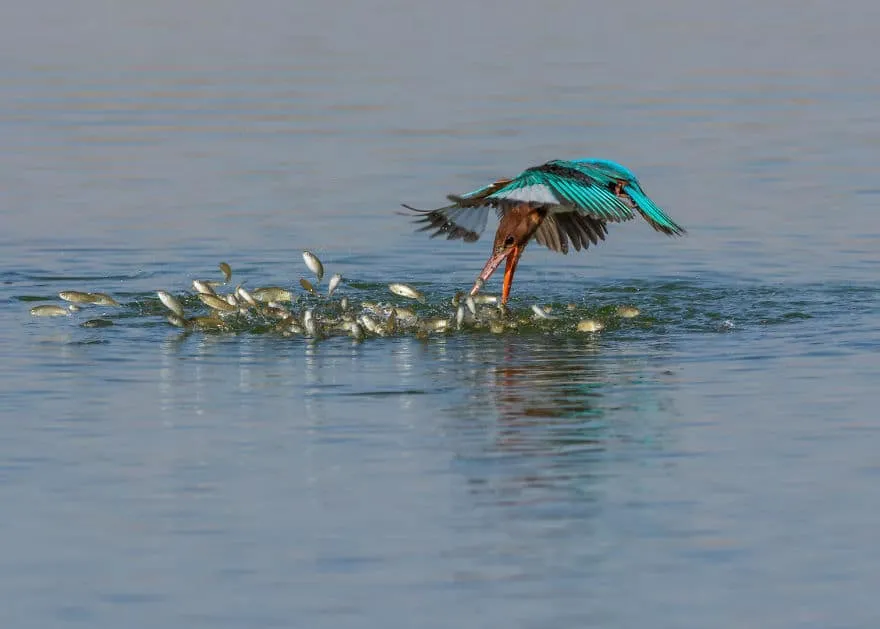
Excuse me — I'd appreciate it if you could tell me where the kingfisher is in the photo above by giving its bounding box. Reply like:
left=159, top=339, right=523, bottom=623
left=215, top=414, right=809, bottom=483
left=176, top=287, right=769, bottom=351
left=404, top=159, right=686, bottom=304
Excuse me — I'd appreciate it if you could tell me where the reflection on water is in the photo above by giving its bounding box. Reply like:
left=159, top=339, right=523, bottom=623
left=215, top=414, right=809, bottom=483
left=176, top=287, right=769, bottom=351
left=420, top=335, right=676, bottom=517
left=3, top=0, right=880, bottom=623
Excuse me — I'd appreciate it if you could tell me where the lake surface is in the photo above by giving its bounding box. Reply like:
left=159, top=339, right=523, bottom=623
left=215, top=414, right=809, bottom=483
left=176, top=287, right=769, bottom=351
left=2, top=1, right=879, bottom=627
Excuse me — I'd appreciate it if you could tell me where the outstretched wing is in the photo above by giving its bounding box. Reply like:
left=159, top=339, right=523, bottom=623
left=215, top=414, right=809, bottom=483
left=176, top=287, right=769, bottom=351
left=568, top=159, right=686, bottom=236
left=482, top=161, right=636, bottom=223
left=403, top=158, right=685, bottom=244
left=402, top=160, right=633, bottom=243
left=402, top=178, right=512, bottom=242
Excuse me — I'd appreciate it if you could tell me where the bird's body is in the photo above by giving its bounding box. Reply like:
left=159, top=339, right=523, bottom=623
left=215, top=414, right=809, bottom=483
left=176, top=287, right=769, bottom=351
left=404, top=158, right=686, bottom=304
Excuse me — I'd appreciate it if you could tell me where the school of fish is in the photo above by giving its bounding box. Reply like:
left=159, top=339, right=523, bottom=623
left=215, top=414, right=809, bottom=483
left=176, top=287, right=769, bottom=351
left=27, top=251, right=641, bottom=339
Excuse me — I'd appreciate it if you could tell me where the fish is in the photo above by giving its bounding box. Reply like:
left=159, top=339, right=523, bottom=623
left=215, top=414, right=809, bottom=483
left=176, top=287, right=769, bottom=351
left=576, top=319, right=604, bottom=332
left=388, top=283, right=426, bottom=303
left=219, top=262, right=232, bottom=283
left=388, top=308, right=401, bottom=334
left=235, top=285, right=257, bottom=307
left=616, top=305, right=640, bottom=318
left=189, top=316, right=229, bottom=331
left=252, top=286, right=293, bottom=303
left=299, top=278, right=318, bottom=295
left=456, top=304, right=466, bottom=328
left=198, top=293, right=238, bottom=312
left=166, top=313, right=189, bottom=328
left=59, top=291, right=96, bottom=304
left=30, top=305, right=69, bottom=317
left=192, top=280, right=216, bottom=296
left=263, top=305, right=291, bottom=319
left=303, top=309, right=318, bottom=337
left=464, top=295, right=477, bottom=316
left=393, top=307, right=418, bottom=326
left=339, top=296, right=349, bottom=311
left=67, top=304, right=81, bottom=312
left=358, top=314, right=384, bottom=336
left=88, top=293, right=120, bottom=307
left=422, top=318, right=449, bottom=333
left=327, top=273, right=343, bottom=297
left=157, top=291, right=185, bottom=318
left=531, top=304, right=555, bottom=320
left=302, top=250, right=324, bottom=282
left=81, top=319, right=113, bottom=328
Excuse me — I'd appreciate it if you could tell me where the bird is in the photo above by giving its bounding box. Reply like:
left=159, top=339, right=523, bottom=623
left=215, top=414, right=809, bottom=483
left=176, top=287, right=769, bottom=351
left=403, top=158, right=686, bottom=304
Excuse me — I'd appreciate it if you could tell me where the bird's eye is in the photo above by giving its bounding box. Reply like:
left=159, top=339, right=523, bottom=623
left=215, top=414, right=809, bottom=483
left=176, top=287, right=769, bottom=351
left=503, top=235, right=515, bottom=247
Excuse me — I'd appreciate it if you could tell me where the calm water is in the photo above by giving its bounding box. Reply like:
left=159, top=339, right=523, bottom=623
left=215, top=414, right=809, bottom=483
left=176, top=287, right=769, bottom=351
left=2, top=1, right=879, bottom=627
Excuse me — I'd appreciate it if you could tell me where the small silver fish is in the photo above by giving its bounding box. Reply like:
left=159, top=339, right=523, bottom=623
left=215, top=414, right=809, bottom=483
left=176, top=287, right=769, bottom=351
left=167, top=313, right=189, bottom=328
left=393, top=307, right=418, bottom=326
left=303, top=309, right=318, bottom=337
left=67, top=304, right=81, bottom=312
left=189, top=316, right=229, bottom=331
left=577, top=319, right=604, bottom=333
left=88, top=292, right=120, bottom=307
left=465, top=295, right=477, bottom=316
left=219, top=262, right=232, bottom=283
left=30, top=304, right=69, bottom=317
left=302, top=250, right=324, bottom=282
left=339, top=296, right=349, bottom=311
left=388, top=283, right=425, bottom=303
left=422, top=317, right=449, bottom=333
left=199, top=293, right=238, bottom=312
left=263, top=305, right=291, bottom=320
left=327, top=273, right=342, bottom=297
left=252, top=286, right=293, bottom=303
left=531, top=304, right=555, bottom=320
left=299, top=278, right=317, bottom=295
left=236, top=285, right=257, bottom=307
left=385, top=308, right=398, bottom=335
left=358, top=314, right=383, bottom=336
left=81, top=318, right=113, bottom=328
left=59, top=291, right=96, bottom=304
left=616, top=305, right=640, bottom=318
left=456, top=304, right=466, bottom=329
left=224, top=293, right=238, bottom=307
left=157, top=291, right=185, bottom=318
left=192, top=280, right=216, bottom=296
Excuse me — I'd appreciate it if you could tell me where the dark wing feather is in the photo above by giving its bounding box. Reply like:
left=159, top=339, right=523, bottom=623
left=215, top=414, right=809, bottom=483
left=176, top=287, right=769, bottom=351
left=532, top=212, right=608, bottom=254
left=402, top=204, right=488, bottom=242
left=402, top=177, right=514, bottom=243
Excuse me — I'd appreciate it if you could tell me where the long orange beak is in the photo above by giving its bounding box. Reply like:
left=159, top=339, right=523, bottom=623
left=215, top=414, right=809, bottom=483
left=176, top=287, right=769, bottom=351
left=469, top=245, right=523, bottom=304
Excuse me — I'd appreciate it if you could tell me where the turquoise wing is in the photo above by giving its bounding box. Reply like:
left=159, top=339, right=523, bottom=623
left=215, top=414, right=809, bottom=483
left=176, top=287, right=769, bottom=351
left=482, top=162, right=636, bottom=222
left=566, top=159, right=686, bottom=236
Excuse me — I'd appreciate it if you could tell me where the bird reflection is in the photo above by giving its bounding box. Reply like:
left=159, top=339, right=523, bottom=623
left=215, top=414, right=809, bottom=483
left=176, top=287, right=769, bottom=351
left=465, top=336, right=608, bottom=453
left=439, top=334, right=671, bottom=512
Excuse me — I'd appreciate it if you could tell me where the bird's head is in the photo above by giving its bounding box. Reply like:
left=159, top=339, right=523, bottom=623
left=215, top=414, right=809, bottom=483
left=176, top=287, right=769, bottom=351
left=470, top=206, right=544, bottom=298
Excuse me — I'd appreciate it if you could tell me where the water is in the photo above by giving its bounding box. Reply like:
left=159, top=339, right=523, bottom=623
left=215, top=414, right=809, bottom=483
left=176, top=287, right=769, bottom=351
left=2, top=1, right=879, bottom=627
